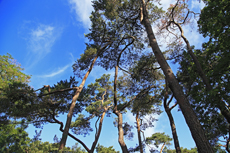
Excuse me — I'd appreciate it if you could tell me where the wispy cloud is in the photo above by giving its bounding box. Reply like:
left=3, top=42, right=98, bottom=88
left=40, top=64, right=70, bottom=78
left=68, top=0, right=93, bottom=29
left=21, top=23, right=62, bottom=68
left=28, top=24, right=60, bottom=54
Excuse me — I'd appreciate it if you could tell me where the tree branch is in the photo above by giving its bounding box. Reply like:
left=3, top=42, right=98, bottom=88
left=118, top=65, right=132, bottom=75
left=38, top=87, right=79, bottom=97
left=119, top=85, right=156, bottom=112
left=114, top=37, right=135, bottom=111
left=51, top=112, right=90, bottom=152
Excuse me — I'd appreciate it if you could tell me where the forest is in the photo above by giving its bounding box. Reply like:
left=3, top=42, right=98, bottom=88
left=0, top=0, right=230, bottom=152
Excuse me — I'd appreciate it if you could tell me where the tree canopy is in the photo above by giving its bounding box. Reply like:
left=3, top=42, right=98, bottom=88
left=1, top=0, right=230, bottom=152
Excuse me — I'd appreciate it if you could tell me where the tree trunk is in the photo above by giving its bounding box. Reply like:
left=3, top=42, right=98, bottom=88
left=160, top=142, right=165, bottom=153
left=136, top=112, right=143, bottom=153
left=114, top=111, right=129, bottom=153
left=164, top=105, right=181, bottom=153
left=90, top=111, right=106, bottom=153
left=59, top=44, right=110, bottom=150
left=140, top=1, right=213, bottom=152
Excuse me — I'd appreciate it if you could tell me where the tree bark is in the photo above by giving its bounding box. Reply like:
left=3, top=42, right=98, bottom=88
left=164, top=104, right=181, bottom=153
left=160, top=142, right=165, bottom=153
left=59, top=44, right=110, bottom=150
left=164, top=81, right=181, bottom=153
left=113, top=64, right=129, bottom=153
left=136, top=112, right=143, bottom=153
left=114, top=111, right=129, bottom=153
left=140, top=0, right=213, bottom=152
left=90, top=111, right=106, bottom=153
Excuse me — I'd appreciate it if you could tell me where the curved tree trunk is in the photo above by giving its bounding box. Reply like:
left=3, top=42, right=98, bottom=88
left=136, top=112, right=143, bottom=153
left=114, top=111, right=129, bottom=153
left=164, top=105, right=181, bottom=153
left=160, top=142, right=166, bottom=153
left=90, top=111, right=106, bottom=153
left=164, top=81, right=181, bottom=153
left=140, top=0, right=213, bottom=152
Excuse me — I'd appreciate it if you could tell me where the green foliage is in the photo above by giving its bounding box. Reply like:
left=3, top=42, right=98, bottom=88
left=70, top=114, right=93, bottom=136
left=0, top=122, right=87, bottom=152
left=96, top=143, right=120, bottom=153
left=27, top=141, right=87, bottom=153
left=0, top=122, right=30, bottom=153
left=0, top=53, right=30, bottom=89
left=177, top=0, right=230, bottom=145
left=71, top=74, right=113, bottom=137
left=198, top=0, right=230, bottom=39
left=176, top=50, right=228, bottom=146
left=0, top=54, right=32, bottom=123
left=146, top=132, right=172, bottom=148
left=73, top=45, right=98, bottom=78
left=163, top=147, right=198, bottom=153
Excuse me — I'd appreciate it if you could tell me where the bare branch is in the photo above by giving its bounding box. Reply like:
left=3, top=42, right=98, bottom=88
left=169, top=102, right=178, bottom=111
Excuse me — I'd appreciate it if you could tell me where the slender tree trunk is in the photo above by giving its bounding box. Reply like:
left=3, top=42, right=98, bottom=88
left=113, top=43, right=129, bottom=153
left=136, top=112, right=143, bottom=153
left=160, top=142, right=166, bottom=153
left=90, top=111, right=106, bottom=153
left=114, top=111, right=129, bottom=153
left=164, top=81, right=181, bottom=153
left=140, top=1, right=213, bottom=152
left=113, top=65, right=129, bottom=153
left=164, top=105, right=181, bottom=153
left=59, top=44, right=110, bottom=150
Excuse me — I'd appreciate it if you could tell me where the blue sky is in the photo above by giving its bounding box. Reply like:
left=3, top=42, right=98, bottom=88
left=0, top=0, right=207, bottom=152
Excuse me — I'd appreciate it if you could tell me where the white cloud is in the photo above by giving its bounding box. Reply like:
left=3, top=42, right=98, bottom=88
left=29, top=24, right=57, bottom=54
left=191, top=0, right=205, bottom=10
left=68, top=0, right=93, bottom=29
left=157, top=0, right=176, bottom=11
left=21, top=23, right=63, bottom=69
left=40, top=65, right=70, bottom=78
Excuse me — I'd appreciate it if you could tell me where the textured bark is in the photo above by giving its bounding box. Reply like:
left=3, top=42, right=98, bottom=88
left=140, top=0, right=213, bottom=152
left=59, top=44, right=110, bottom=150
left=164, top=104, right=181, bottom=153
left=113, top=65, right=129, bottom=153
left=136, top=112, right=143, bottom=153
left=90, top=111, right=106, bottom=153
left=112, top=40, right=134, bottom=153
left=164, top=81, right=181, bottom=153
left=114, top=111, right=129, bottom=153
